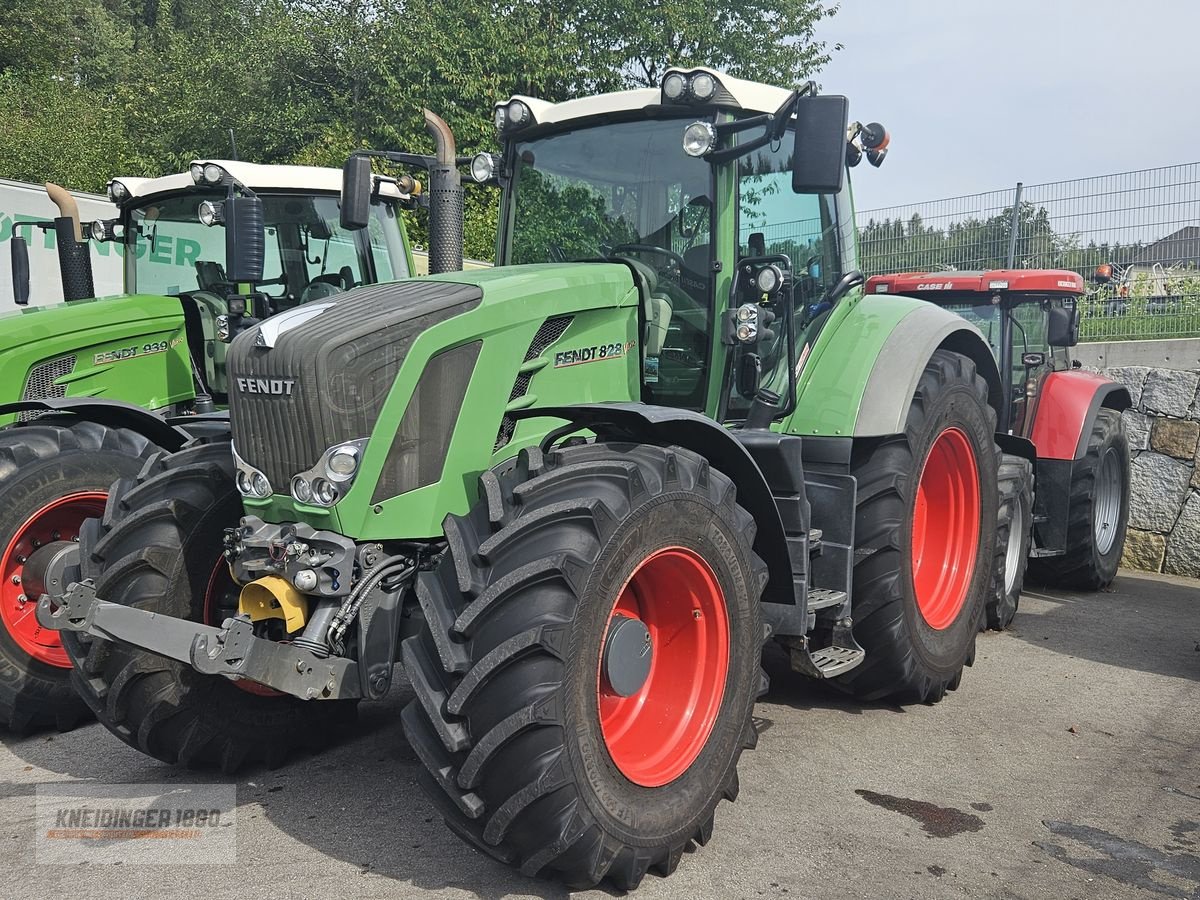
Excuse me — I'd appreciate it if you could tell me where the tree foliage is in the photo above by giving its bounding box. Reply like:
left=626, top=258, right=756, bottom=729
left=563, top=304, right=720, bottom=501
left=0, top=0, right=837, bottom=259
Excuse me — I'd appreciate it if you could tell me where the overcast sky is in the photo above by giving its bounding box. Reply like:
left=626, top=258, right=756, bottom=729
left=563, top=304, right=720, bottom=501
left=816, top=0, right=1197, bottom=213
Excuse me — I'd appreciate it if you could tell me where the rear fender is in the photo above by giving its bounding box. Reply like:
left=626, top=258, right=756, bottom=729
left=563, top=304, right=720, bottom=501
left=852, top=304, right=1004, bottom=437
left=510, top=403, right=794, bottom=604
left=1028, top=371, right=1131, bottom=461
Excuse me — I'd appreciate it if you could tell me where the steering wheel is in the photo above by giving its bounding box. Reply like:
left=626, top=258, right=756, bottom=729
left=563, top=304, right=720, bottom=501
left=609, top=243, right=687, bottom=272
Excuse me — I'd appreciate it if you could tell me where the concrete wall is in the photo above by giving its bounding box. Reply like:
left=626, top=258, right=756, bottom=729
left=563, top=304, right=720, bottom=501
left=1087, top=349, right=1200, bottom=577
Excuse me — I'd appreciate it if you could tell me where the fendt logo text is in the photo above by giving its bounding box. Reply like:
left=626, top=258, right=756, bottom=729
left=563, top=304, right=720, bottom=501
left=236, top=377, right=296, bottom=396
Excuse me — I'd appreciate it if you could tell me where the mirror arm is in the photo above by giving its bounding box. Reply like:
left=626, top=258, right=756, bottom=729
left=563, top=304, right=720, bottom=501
left=708, top=83, right=815, bottom=165
left=349, top=148, right=437, bottom=171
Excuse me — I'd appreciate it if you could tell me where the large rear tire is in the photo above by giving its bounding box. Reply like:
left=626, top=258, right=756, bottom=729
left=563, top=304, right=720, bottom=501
left=0, top=421, right=157, bottom=733
left=834, top=350, right=998, bottom=703
left=986, top=454, right=1032, bottom=630
left=1027, top=409, right=1129, bottom=590
left=64, top=442, right=357, bottom=772
left=402, top=442, right=766, bottom=889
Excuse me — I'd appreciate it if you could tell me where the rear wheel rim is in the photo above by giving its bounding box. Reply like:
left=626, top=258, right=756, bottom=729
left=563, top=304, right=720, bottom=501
left=911, top=428, right=981, bottom=630
left=0, top=492, right=107, bottom=667
left=598, top=546, right=730, bottom=787
left=1093, top=448, right=1122, bottom=556
left=1004, top=495, right=1025, bottom=595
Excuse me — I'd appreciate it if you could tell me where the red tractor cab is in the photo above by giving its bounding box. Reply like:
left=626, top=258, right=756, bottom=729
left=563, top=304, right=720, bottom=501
left=865, top=270, right=1132, bottom=626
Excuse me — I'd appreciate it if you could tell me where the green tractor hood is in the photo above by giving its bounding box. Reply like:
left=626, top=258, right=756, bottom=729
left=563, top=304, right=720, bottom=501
left=0, top=294, right=195, bottom=426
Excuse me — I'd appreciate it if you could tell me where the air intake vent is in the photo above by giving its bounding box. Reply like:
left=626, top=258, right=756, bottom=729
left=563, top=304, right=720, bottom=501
left=494, top=316, right=574, bottom=452
left=18, top=355, right=77, bottom=421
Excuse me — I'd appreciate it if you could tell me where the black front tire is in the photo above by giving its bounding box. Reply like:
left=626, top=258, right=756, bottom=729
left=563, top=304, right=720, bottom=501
left=1027, top=409, right=1129, bottom=590
left=402, top=442, right=766, bottom=889
left=65, top=442, right=357, bottom=772
left=0, top=420, right=157, bottom=733
left=986, top=454, right=1033, bottom=630
left=834, top=350, right=998, bottom=703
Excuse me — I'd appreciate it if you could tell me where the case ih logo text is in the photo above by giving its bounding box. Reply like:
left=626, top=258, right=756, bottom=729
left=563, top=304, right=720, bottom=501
left=236, top=377, right=296, bottom=396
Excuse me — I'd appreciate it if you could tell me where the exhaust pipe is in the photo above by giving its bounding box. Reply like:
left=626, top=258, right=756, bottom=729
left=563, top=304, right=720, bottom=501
left=45, top=182, right=95, bottom=300
left=422, top=109, right=464, bottom=274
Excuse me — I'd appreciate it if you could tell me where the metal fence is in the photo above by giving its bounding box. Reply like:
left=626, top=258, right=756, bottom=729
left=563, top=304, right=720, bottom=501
left=855, top=163, right=1200, bottom=342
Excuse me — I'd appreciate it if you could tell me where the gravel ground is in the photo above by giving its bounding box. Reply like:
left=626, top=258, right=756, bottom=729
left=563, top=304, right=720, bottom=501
left=1, top=568, right=1197, bottom=899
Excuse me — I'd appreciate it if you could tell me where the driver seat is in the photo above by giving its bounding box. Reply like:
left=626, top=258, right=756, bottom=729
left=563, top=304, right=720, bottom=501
left=622, top=257, right=672, bottom=357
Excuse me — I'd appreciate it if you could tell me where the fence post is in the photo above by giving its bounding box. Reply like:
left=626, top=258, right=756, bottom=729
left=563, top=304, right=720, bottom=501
left=1006, top=182, right=1023, bottom=268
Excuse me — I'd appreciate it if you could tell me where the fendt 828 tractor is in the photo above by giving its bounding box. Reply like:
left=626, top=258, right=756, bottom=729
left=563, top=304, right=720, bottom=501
left=866, top=270, right=1132, bottom=627
left=39, top=71, right=1010, bottom=887
left=0, top=163, right=415, bottom=732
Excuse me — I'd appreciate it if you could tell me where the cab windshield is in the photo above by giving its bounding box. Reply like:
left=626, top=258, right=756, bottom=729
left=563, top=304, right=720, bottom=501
left=508, top=118, right=716, bottom=409
left=124, top=193, right=407, bottom=302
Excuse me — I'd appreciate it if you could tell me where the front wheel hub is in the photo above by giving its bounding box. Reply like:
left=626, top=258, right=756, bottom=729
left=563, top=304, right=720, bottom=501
left=602, top=615, right=653, bottom=697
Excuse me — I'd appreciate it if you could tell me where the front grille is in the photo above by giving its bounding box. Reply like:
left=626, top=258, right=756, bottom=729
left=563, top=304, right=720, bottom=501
left=18, top=355, right=77, bottom=421
left=227, top=280, right=482, bottom=488
left=494, top=316, right=574, bottom=451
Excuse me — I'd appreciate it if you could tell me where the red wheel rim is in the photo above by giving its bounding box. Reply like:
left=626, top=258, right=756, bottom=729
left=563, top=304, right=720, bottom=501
left=911, top=427, right=981, bottom=630
left=0, top=492, right=107, bottom=667
left=598, top=547, right=729, bottom=787
left=202, top=557, right=281, bottom=697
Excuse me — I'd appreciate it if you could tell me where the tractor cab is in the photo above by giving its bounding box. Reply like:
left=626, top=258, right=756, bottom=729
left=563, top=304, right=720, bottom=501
left=865, top=269, right=1084, bottom=436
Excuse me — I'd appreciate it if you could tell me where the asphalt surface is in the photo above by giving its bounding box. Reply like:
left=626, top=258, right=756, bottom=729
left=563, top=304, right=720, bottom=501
left=1, top=569, right=1197, bottom=899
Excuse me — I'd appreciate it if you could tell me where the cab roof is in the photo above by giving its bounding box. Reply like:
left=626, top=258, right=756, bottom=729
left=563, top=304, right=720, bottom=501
left=500, top=67, right=797, bottom=130
left=112, top=160, right=409, bottom=202
left=866, top=269, right=1085, bottom=297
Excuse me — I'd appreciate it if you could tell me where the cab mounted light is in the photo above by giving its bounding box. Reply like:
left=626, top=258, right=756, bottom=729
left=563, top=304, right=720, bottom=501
left=191, top=161, right=230, bottom=185
left=198, top=200, right=224, bottom=227
left=682, top=121, right=718, bottom=157
left=106, top=180, right=130, bottom=204
left=469, top=152, right=500, bottom=184
left=754, top=264, right=784, bottom=295
left=847, top=121, right=890, bottom=169
left=88, top=219, right=120, bottom=242
left=660, top=69, right=725, bottom=105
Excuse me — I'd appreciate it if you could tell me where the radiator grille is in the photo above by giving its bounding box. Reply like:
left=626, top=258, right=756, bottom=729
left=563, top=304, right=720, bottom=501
left=18, top=355, right=77, bottom=421
left=494, top=316, right=574, bottom=452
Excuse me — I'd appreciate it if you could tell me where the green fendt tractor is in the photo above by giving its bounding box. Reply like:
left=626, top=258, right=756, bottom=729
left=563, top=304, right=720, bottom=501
left=0, top=163, right=415, bottom=731
left=37, top=72, right=1007, bottom=888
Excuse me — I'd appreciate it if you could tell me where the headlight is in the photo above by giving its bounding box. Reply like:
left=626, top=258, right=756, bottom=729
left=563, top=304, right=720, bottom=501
left=662, top=72, right=687, bottom=100
left=325, top=444, right=360, bottom=481
left=469, top=153, right=498, bottom=184
left=291, top=475, right=313, bottom=503
left=682, top=121, right=717, bottom=158
left=736, top=322, right=757, bottom=342
left=233, top=444, right=273, bottom=499
left=691, top=72, right=717, bottom=101
left=190, top=163, right=204, bottom=183
left=754, top=265, right=783, bottom=295
left=493, top=106, right=507, bottom=131
left=312, top=478, right=338, bottom=507
left=203, top=163, right=225, bottom=184
left=107, top=181, right=129, bottom=203
left=734, top=303, right=759, bottom=343
left=198, top=200, right=224, bottom=227
left=289, top=438, right=368, bottom=506
left=89, top=219, right=117, bottom=242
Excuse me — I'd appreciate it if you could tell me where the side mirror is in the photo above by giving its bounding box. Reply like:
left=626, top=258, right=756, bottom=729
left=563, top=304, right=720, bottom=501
left=792, top=95, right=850, bottom=194
left=11, top=235, right=30, bottom=306
left=225, top=191, right=265, bottom=283
left=1047, top=305, right=1079, bottom=347
left=340, top=156, right=373, bottom=231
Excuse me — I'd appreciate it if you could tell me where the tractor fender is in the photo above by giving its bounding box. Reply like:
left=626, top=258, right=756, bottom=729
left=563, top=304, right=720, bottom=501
left=510, top=403, right=793, bottom=604
left=852, top=303, right=1005, bottom=437
left=0, top=398, right=194, bottom=451
left=1028, top=371, right=1132, bottom=461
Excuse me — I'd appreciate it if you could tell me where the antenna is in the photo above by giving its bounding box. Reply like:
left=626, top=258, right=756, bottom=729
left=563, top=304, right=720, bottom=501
left=228, top=129, right=240, bottom=161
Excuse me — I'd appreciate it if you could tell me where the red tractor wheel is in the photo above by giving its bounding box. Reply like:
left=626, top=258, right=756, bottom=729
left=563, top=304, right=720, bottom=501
left=0, top=421, right=157, bottom=733
left=833, top=350, right=999, bottom=703
left=402, top=442, right=765, bottom=889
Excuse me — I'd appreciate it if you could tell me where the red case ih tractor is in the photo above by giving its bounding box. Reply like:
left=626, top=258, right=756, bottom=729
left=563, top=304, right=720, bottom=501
left=865, top=270, right=1132, bottom=626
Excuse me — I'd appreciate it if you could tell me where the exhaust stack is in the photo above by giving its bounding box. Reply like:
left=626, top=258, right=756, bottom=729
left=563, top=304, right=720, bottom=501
left=45, top=182, right=95, bottom=300
left=422, top=109, right=464, bottom=274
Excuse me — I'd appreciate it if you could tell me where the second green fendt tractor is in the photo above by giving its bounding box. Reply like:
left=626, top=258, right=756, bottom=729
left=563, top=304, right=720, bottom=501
left=39, top=71, right=1008, bottom=887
